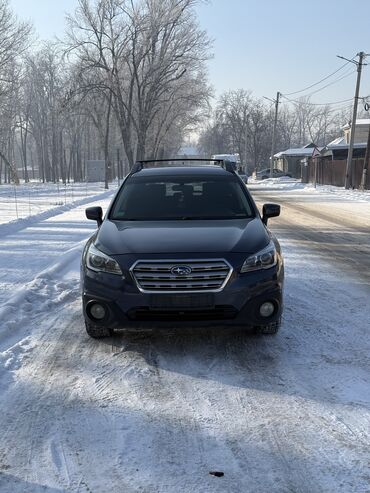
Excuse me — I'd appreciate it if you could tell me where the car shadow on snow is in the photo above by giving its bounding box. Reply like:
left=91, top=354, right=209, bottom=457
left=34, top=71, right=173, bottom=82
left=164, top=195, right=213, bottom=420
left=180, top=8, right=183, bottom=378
left=2, top=376, right=366, bottom=493
left=6, top=309, right=365, bottom=492
left=93, top=293, right=370, bottom=410
left=5, top=320, right=369, bottom=493
left=0, top=472, right=64, bottom=493
left=104, top=326, right=291, bottom=392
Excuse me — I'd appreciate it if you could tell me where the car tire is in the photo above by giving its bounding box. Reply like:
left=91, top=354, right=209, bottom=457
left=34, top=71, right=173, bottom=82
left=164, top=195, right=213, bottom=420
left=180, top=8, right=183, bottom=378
left=85, top=320, right=112, bottom=338
left=257, top=318, right=281, bottom=335
left=261, top=175, right=268, bottom=180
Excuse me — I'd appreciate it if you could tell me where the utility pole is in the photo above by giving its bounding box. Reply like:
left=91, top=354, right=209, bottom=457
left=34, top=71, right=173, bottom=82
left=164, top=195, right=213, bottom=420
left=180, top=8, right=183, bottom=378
left=338, top=52, right=366, bottom=189
left=269, top=92, right=280, bottom=178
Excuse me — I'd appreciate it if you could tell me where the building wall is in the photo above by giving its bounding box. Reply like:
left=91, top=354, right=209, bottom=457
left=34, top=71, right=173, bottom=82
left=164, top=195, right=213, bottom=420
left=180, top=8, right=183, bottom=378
left=287, top=157, right=303, bottom=178
left=344, top=125, right=369, bottom=144
left=86, top=160, right=105, bottom=182
left=276, top=156, right=304, bottom=178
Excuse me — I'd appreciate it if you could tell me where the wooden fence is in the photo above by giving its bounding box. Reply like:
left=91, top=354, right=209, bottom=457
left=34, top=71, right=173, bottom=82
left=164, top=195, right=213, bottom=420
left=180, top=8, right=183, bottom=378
left=302, top=159, right=368, bottom=189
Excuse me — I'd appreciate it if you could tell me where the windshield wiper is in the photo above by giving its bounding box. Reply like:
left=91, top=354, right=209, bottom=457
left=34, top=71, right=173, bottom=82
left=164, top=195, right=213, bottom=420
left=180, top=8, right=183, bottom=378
left=113, top=215, right=250, bottom=221
left=113, top=217, right=140, bottom=221
left=177, top=215, right=250, bottom=220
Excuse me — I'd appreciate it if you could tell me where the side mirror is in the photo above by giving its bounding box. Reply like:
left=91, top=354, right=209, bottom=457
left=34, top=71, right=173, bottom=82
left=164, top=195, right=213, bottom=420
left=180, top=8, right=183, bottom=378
left=262, top=203, right=280, bottom=225
left=86, top=206, right=103, bottom=226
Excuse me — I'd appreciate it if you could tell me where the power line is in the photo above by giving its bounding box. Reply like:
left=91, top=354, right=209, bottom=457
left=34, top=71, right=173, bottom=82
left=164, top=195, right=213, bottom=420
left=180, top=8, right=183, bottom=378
left=283, top=60, right=353, bottom=96
left=302, top=68, right=357, bottom=98
left=281, top=94, right=354, bottom=106
left=280, top=65, right=360, bottom=106
left=280, top=67, right=357, bottom=103
left=334, top=102, right=355, bottom=112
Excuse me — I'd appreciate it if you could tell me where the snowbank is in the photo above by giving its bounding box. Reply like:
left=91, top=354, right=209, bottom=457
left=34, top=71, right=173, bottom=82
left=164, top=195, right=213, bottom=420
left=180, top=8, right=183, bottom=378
left=250, top=177, right=370, bottom=202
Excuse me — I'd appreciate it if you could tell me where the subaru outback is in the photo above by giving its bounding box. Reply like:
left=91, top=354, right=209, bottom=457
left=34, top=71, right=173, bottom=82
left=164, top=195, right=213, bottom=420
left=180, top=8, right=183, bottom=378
left=81, top=159, right=283, bottom=338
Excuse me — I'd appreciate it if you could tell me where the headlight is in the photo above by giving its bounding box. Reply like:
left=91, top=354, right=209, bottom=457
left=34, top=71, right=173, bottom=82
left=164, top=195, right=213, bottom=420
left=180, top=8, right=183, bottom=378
left=241, top=240, right=277, bottom=273
left=86, top=243, right=123, bottom=276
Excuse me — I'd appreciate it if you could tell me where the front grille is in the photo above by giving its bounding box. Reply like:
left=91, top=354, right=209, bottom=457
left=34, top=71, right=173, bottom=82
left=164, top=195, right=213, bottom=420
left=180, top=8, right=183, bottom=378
left=131, top=259, right=232, bottom=293
left=127, top=306, right=238, bottom=321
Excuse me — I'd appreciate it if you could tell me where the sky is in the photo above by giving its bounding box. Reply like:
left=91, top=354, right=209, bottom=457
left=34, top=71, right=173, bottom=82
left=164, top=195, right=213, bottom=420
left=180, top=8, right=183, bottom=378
left=10, top=0, right=370, bottom=111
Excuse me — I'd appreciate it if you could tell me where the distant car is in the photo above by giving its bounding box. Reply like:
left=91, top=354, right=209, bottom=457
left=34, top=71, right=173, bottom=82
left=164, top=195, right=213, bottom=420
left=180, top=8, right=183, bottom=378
left=256, top=168, right=292, bottom=180
left=238, top=173, right=248, bottom=184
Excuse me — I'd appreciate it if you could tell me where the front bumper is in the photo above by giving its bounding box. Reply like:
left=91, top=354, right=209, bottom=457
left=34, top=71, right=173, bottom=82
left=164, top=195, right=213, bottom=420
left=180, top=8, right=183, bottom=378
left=81, top=254, right=284, bottom=330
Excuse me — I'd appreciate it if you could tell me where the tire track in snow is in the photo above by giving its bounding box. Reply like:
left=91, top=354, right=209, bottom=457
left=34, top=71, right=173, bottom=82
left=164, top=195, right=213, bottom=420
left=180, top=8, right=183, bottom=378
left=251, top=186, right=370, bottom=284
left=0, top=308, right=99, bottom=492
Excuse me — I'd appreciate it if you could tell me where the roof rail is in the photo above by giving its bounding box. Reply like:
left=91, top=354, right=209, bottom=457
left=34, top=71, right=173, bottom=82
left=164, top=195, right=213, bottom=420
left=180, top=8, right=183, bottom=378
left=129, top=158, right=236, bottom=175
left=222, top=160, right=237, bottom=173
left=130, top=162, right=143, bottom=174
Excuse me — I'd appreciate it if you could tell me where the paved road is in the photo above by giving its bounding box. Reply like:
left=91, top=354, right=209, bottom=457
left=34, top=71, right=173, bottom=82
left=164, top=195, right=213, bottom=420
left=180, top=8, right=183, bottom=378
left=250, top=184, right=370, bottom=286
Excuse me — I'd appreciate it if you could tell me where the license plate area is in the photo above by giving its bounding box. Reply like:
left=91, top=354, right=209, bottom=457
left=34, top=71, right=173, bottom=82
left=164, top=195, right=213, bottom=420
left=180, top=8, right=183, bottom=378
left=149, top=294, right=215, bottom=310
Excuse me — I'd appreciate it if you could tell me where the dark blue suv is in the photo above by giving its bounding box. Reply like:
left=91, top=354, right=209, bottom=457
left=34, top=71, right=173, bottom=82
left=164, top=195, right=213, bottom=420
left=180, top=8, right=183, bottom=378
left=81, top=159, right=283, bottom=338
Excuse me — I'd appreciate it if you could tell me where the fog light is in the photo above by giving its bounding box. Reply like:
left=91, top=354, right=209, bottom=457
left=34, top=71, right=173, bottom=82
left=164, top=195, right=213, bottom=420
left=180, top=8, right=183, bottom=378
left=90, top=303, right=106, bottom=320
left=259, top=301, right=275, bottom=318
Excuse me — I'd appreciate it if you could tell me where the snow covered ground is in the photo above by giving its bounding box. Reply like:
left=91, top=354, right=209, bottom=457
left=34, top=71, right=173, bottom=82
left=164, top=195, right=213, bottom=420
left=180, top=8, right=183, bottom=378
left=0, top=181, right=369, bottom=492
left=249, top=176, right=370, bottom=202
left=0, top=181, right=121, bottom=225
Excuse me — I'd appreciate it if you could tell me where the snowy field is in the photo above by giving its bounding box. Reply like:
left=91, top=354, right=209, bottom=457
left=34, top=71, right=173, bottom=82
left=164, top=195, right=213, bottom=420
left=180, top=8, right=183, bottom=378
left=0, top=181, right=121, bottom=225
left=0, top=181, right=369, bottom=492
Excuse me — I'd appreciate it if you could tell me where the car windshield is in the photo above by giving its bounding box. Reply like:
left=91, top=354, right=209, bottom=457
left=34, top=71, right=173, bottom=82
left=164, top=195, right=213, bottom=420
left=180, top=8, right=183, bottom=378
left=110, top=174, right=254, bottom=220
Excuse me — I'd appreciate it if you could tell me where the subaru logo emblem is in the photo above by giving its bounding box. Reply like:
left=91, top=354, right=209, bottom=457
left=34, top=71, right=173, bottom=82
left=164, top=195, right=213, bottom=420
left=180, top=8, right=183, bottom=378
left=171, top=265, right=192, bottom=276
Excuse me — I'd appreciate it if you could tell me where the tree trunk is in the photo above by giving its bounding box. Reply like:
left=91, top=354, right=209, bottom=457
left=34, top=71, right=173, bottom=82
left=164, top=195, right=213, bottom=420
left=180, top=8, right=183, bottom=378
left=0, top=149, right=20, bottom=184
left=104, top=93, right=112, bottom=189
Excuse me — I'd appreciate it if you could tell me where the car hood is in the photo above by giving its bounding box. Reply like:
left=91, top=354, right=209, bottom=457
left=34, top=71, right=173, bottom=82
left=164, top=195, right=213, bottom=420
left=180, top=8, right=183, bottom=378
left=95, top=218, right=270, bottom=255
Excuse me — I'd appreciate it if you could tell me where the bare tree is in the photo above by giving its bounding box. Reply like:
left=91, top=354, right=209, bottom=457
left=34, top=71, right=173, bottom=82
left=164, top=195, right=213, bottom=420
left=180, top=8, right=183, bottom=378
left=0, top=0, right=31, bottom=183
left=65, top=0, right=211, bottom=167
left=199, top=90, right=272, bottom=172
left=216, top=89, right=252, bottom=166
